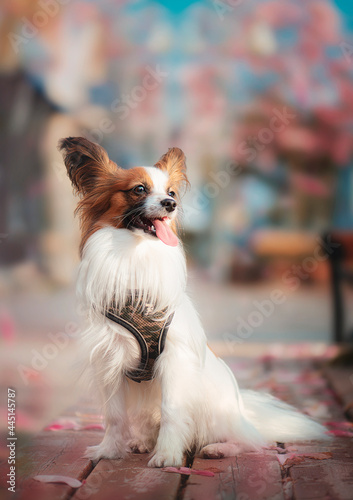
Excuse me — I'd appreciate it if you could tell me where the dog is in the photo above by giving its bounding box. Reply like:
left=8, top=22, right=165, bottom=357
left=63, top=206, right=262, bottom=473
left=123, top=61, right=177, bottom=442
left=59, top=136, right=326, bottom=467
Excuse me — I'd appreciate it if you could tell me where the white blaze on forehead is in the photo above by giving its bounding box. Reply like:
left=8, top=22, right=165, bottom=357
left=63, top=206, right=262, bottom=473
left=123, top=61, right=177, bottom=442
left=143, top=167, right=169, bottom=194
left=141, top=166, right=178, bottom=246
left=142, top=166, right=177, bottom=223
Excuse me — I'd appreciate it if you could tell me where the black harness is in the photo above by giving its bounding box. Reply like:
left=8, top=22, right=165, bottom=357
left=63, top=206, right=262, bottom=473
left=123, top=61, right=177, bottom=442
left=104, top=296, right=174, bottom=383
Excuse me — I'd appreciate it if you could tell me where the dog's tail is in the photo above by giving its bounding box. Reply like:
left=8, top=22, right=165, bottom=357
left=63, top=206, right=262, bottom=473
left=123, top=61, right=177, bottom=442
left=240, top=389, right=329, bottom=443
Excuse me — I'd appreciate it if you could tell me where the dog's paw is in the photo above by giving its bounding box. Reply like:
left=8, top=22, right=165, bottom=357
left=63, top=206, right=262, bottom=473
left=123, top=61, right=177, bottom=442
left=85, top=443, right=126, bottom=461
left=200, top=444, right=224, bottom=459
left=148, top=450, right=184, bottom=468
left=200, top=443, right=242, bottom=459
left=128, top=439, right=151, bottom=454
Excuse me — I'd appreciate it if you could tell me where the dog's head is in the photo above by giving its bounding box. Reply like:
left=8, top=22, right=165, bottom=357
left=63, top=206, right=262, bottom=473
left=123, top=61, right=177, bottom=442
left=58, top=137, right=189, bottom=253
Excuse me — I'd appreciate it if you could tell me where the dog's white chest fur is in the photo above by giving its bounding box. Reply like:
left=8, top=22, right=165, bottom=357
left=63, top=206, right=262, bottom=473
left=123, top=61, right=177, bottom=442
left=78, top=226, right=186, bottom=314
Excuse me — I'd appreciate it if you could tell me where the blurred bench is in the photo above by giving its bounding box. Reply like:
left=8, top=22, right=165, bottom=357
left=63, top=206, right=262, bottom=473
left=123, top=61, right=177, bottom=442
left=251, top=229, right=353, bottom=343
left=251, top=229, right=318, bottom=259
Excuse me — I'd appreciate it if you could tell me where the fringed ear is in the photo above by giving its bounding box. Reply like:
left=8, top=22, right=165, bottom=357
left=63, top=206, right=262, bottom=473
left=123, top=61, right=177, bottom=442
left=154, top=147, right=189, bottom=195
left=58, top=137, right=119, bottom=196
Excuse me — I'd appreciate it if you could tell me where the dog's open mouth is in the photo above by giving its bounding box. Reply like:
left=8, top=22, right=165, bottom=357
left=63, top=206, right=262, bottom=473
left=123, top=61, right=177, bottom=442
left=126, top=215, right=178, bottom=247
left=128, top=215, right=158, bottom=236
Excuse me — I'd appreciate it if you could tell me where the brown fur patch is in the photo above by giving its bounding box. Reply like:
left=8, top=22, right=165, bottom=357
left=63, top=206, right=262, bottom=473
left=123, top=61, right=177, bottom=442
left=77, top=167, right=154, bottom=253
left=58, top=137, right=118, bottom=195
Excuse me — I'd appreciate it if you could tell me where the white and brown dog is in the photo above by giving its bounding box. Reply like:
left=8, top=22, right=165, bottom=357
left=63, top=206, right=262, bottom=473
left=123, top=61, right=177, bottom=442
left=59, top=137, right=326, bottom=467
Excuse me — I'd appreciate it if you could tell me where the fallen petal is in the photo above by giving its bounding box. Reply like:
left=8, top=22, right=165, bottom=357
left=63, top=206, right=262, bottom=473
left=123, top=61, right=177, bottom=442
left=162, top=467, right=190, bottom=475
left=277, top=451, right=332, bottom=467
left=191, top=469, right=215, bottom=477
left=326, top=429, right=353, bottom=437
left=325, top=421, right=353, bottom=429
left=277, top=453, right=304, bottom=467
left=44, top=419, right=80, bottom=431
left=283, top=456, right=306, bottom=467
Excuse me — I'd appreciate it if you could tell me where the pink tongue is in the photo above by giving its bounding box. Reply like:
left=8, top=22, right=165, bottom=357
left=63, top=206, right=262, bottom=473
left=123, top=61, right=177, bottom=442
left=152, top=218, right=178, bottom=247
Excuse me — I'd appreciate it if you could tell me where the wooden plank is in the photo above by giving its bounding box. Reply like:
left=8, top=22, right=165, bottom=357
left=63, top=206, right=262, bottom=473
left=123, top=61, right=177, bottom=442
left=273, top=359, right=353, bottom=500
left=235, top=453, right=284, bottom=500
left=182, top=457, right=237, bottom=500
left=291, top=464, right=341, bottom=500
left=183, top=453, right=284, bottom=500
left=290, top=457, right=353, bottom=500
left=282, top=438, right=353, bottom=500
left=71, top=454, right=181, bottom=500
left=8, top=478, right=84, bottom=500
left=1, top=429, right=103, bottom=500
left=2, top=356, right=351, bottom=500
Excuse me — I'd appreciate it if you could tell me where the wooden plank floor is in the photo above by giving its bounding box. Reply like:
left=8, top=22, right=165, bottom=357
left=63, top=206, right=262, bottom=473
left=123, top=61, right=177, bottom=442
left=1, top=352, right=353, bottom=500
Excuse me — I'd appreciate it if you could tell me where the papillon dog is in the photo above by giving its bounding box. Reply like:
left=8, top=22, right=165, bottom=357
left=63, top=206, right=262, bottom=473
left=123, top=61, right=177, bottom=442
left=59, top=137, right=326, bottom=467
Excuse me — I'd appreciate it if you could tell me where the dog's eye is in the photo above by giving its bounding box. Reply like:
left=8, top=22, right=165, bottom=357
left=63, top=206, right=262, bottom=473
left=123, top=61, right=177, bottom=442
left=134, top=185, right=146, bottom=194
left=168, top=190, right=175, bottom=198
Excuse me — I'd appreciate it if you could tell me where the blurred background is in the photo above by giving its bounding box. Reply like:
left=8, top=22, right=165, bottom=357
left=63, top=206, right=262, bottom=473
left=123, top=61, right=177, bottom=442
left=0, top=0, right=353, bottom=438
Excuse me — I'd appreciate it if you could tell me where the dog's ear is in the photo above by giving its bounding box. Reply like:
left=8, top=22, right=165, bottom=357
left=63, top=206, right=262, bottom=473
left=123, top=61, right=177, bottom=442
left=58, top=137, right=119, bottom=195
left=154, top=147, right=189, bottom=194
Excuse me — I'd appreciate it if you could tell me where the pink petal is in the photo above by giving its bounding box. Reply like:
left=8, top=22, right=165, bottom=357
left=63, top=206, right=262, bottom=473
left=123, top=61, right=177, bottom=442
left=44, top=419, right=80, bottom=431
left=277, top=451, right=332, bottom=467
left=326, top=429, right=353, bottom=437
left=33, top=475, right=82, bottom=488
left=191, top=469, right=215, bottom=477
left=325, top=421, right=353, bottom=430
left=45, top=424, right=71, bottom=431
left=279, top=454, right=306, bottom=467
left=285, top=456, right=306, bottom=467
left=0, top=308, right=16, bottom=343
left=45, top=418, right=105, bottom=432
left=162, top=467, right=214, bottom=477
left=276, top=453, right=304, bottom=467
left=162, top=467, right=190, bottom=475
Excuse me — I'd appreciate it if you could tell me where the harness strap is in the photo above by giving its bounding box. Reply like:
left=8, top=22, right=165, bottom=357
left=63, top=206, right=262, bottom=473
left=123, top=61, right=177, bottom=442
left=104, top=301, right=174, bottom=383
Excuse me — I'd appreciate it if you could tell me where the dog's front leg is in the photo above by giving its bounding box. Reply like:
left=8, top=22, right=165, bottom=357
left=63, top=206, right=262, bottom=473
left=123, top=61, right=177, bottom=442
left=85, top=383, right=130, bottom=461
left=148, top=359, right=194, bottom=467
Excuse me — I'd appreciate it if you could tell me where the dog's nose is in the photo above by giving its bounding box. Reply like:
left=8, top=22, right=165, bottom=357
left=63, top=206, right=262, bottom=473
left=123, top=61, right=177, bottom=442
left=161, top=198, right=177, bottom=212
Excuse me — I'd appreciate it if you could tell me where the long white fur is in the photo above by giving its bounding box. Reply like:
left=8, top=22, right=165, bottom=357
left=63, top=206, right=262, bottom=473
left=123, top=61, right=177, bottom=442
left=78, top=168, right=327, bottom=468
